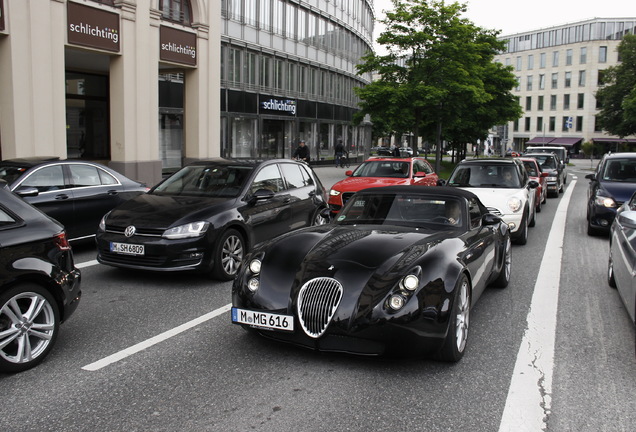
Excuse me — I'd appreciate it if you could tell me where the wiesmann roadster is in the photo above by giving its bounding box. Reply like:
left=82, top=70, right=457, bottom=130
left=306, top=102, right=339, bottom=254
left=232, top=186, right=511, bottom=362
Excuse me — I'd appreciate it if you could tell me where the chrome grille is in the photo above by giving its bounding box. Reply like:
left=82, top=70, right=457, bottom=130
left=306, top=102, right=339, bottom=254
left=297, top=277, right=343, bottom=338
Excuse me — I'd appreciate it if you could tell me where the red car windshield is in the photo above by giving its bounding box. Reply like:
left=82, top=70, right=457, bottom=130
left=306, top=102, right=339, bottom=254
left=352, top=161, right=410, bottom=178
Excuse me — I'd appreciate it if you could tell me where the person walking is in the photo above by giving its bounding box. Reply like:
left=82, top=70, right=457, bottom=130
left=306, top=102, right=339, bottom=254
left=334, top=139, right=345, bottom=167
left=293, top=140, right=310, bottom=163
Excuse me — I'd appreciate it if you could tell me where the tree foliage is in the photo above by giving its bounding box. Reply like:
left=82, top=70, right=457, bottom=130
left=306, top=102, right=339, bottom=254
left=355, top=0, right=521, bottom=171
left=596, top=35, right=636, bottom=138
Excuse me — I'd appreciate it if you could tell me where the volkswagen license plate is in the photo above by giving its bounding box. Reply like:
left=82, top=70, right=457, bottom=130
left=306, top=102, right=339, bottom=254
left=110, top=242, right=145, bottom=256
left=231, top=308, right=294, bottom=332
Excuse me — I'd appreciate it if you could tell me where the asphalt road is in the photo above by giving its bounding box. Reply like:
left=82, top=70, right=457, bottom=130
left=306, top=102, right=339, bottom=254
left=1, top=158, right=634, bottom=432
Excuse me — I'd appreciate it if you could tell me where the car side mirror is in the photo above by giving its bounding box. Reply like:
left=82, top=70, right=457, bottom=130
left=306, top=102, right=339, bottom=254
left=585, top=173, right=595, bottom=180
left=251, top=189, right=275, bottom=202
left=414, top=171, right=426, bottom=178
left=528, top=180, right=539, bottom=189
left=482, top=213, right=502, bottom=225
left=617, top=212, right=636, bottom=229
left=345, top=170, right=353, bottom=176
left=437, top=179, right=447, bottom=186
left=14, top=186, right=40, bottom=197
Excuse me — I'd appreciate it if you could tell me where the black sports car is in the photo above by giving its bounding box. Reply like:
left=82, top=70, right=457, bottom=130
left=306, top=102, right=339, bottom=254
left=232, top=186, right=511, bottom=362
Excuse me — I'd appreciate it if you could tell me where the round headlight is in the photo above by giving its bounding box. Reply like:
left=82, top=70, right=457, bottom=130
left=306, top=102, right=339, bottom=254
left=402, top=275, right=419, bottom=291
left=247, top=278, right=260, bottom=292
left=249, top=259, right=262, bottom=274
left=388, top=295, right=405, bottom=311
left=507, top=197, right=522, bottom=212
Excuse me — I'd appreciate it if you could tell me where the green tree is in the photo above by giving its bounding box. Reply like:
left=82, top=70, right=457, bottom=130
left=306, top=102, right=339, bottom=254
left=596, top=34, right=636, bottom=138
left=355, top=0, right=521, bottom=172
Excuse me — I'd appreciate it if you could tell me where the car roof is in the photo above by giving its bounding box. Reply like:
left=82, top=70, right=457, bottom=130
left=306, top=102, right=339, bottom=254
left=364, top=157, right=422, bottom=162
left=602, top=152, right=636, bottom=160
left=456, top=158, right=519, bottom=165
left=186, top=158, right=298, bottom=168
left=0, top=157, right=61, bottom=167
left=354, top=185, right=480, bottom=201
left=524, top=153, right=556, bottom=158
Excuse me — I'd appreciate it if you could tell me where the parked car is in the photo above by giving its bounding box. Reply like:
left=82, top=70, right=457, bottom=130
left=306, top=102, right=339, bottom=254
left=328, top=157, right=439, bottom=215
left=96, top=158, right=329, bottom=280
left=0, top=157, right=149, bottom=241
left=523, top=153, right=564, bottom=197
left=586, top=152, right=636, bottom=235
left=607, top=192, right=636, bottom=342
left=232, top=186, right=511, bottom=362
left=444, top=158, right=538, bottom=244
left=520, top=157, right=548, bottom=212
left=525, top=145, right=568, bottom=184
left=0, top=182, right=82, bottom=373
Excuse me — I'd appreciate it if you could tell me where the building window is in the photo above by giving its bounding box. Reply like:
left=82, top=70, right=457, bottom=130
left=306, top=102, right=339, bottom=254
left=576, top=116, right=583, bottom=132
left=594, top=115, right=602, bottom=132
left=159, top=0, right=192, bottom=25
left=549, top=116, right=555, bottom=132
left=598, top=69, right=607, bottom=85
left=538, top=95, right=544, bottom=110
left=552, top=51, right=559, bottom=67
left=537, top=117, right=543, bottom=132
left=562, top=116, right=570, bottom=132
left=551, top=72, right=558, bottom=89
left=566, top=49, right=573, bottom=66
left=563, top=94, right=570, bottom=110
left=228, top=48, right=242, bottom=84
left=526, top=96, right=532, bottom=111
left=599, top=46, right=607, bottom=63
left=260, top=0, right=272, bottom=31
left=577, top=93, right=585, bottom=109
left=244, top=52, right=257, bottom=86
left=550, top=95, right=557, bottom=110
left=565, top=71, right=571, bottom=88
left=525, top=117, right=531, bottom=132
left=515, top=76, right=521, bottom=92
left=527, top=54, right=534, bottom=70
left=260, top=56, right=271, bottom=87
left=578, top=70, right=586, bottom=86
left=580, top=47, right=587, bottom=64
left=513, top=119, right=519, bottom=132
left=516, top=56, right=522, bottom=71
left=526, top=75, right=533, bottom=91
left=540, top=52, right=546, bottom=68
left=539, top=74, right=545, bottom=90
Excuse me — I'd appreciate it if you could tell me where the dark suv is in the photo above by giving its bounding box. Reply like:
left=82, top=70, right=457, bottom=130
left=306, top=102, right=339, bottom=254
left=0, top=182, right=82, bottom=372
left=524, top=153, right=564, bottom=197
left=586, top=152, right=636, bottom=235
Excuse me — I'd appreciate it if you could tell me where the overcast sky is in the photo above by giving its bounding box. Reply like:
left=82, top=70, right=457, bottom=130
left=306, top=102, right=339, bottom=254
left=373, top=0, right=635, bottom=49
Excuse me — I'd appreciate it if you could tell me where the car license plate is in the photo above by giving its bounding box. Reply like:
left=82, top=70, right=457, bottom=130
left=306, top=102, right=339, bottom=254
left=231, top=308, right=294, bottom=332
left=110, top=242, right=145, bottom=256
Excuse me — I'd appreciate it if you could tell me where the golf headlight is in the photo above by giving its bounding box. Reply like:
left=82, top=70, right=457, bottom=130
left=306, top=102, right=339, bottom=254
left=163, top=221, right=209, bottom=239
left=247, top=278, right=260, bottom=292
left=595, top=195, right=616, bottom=208
left=507, top=197, right=522, bottom=212
left=329, top=189, right=341, bottom=196
left=249, top=259, right=262, bottom=274
left=388, top=294, right=406, bottom=310
left=98, top=211, right=110, bottom=231
left=401, top=274, right=419, bottom=291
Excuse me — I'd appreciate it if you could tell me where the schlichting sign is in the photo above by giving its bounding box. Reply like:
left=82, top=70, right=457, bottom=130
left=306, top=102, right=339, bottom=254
left=67, top=1, right=120, bottom=53
left=260, top=98, right=297, bottom=116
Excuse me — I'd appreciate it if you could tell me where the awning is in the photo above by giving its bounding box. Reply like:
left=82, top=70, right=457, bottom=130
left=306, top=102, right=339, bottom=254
left=549, top=137, right=582, bottom=147
left=526, top=137, right=554, bottom=144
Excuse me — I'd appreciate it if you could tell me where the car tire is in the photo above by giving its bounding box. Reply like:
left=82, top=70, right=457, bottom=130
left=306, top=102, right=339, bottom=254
left=491, top=236, right=511, bottom=288
left=0, top=284, right=60, bottom=373
left=529, top=204, right=536, bottom=227
left=212, top=229, right=245, bottom=281
left=536, top=196, right=542, bottom=213
left=513, top=211, right=529, bottom=245
left=608, top=252, right=617, bottom=288
left=438, top=274, right=471, bottom=362
left=312, top=208, right=329, bottom=226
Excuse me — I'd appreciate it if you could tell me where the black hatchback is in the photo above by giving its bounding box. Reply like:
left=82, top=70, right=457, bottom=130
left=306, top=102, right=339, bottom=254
left=0, top=158, right=149, bottom=241
left=0, top=182, right=81, bottom=373
left=96, top=158, right=329, bottom=280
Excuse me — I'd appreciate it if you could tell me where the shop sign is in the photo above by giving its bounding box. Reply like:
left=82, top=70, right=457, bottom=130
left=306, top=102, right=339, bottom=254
left=67, top=1, right=119, bottom=52
left=0, top=0, right=5, bottom=32
left=260, top=97, right=297, bottom=116
left=160, top=26, right=197, bottom=66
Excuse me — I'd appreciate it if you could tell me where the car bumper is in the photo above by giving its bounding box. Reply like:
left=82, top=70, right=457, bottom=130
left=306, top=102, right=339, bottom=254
left=588, top=205, right=617, bottom=232
left=95, top=232, right=211, bottom=272
left=58, top=267, right=82, bottom=322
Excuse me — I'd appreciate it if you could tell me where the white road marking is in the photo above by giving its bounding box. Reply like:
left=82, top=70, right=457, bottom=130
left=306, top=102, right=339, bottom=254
left=76, top=259, right=99, bottom=269
left=498, top=180, right=576, bottom=432
left=82, top=303, right=232, bottom=371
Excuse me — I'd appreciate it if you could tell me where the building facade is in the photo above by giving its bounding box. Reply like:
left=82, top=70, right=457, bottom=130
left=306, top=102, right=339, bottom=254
left=220, top=0, right=374, bottom=164
left=492, top=18, right=636, bottom=156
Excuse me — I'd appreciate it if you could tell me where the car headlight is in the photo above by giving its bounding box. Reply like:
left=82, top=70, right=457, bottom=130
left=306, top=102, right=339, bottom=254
left=595, top=195, right=616, bottom=208
left=401, top=274, right=419, bottom=291
left=546, top=176, right=557, bottom=181
left=98, top=212, right=111, bottom=232
left=507, top=197, right=522, bottom=212
left=329, top=189, right=341, bottom=196
left=388, top=295, right=406, bottom=311
left=163, top=221, right=209, bottom=239
left=249, top=259, right=262, bottom=274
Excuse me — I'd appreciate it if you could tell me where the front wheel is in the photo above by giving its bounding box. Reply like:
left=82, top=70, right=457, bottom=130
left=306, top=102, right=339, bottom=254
left=0, top=284, right=60, bottom=373
left=608, top=252, right=617, bottom=288
left=212, top=229, right=245, bottom=280
left=438, top=274, right=471, bottom=362
left=513, top=212, right=529, bottom=245
left=312, top=208, right=329, bottom=226
left=491, top=236, right=511, bottom=288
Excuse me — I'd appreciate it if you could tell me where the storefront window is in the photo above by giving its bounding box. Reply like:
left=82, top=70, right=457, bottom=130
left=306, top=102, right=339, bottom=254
left=230, top=117, right=258, bottom=158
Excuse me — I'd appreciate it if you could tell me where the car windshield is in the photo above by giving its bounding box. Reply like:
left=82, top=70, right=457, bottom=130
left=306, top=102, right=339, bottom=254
left=529, top=155, right=557, bottom=170
left=602, top=159, right=636, bottom=182
left=352, top=161, right=410, bottom=178
left=152, top=165, right=253, bottom=197
left=522, top=161, right=539, bottom=177
left=448, top=164, right=522, bottom=188
left=335, top=193, right=464, bottom=228
left=0, top=165, right=29, bottom=184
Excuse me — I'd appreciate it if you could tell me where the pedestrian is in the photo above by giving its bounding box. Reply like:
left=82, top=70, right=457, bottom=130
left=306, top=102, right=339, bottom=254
left=392, top=146, right=401, bottom=157
left=293, top=140, right=310, bottom=163
left=335, top=139, right=344, bottom=167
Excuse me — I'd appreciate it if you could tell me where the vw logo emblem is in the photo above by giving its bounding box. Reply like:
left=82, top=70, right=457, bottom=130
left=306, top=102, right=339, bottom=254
left=124, top=226, right=136, bottom=237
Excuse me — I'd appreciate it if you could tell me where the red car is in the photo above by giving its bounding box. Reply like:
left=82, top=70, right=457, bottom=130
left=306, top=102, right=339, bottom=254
left=520, top=157, right=548, bottom=212
left=328, top=157, right=439, bottom=215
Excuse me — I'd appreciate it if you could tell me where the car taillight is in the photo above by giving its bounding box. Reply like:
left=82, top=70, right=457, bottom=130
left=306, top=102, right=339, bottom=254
left=54, top=232, right=71, bottom=250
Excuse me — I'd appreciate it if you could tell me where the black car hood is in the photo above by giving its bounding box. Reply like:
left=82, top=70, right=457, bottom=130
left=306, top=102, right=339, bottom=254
left=106, top=193, right=235, bottom=229
left=598, top=181, right=636, bottom=204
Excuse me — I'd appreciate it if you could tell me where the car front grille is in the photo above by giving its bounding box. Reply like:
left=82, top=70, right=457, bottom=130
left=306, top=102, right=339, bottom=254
left=104, top=224, right=163, bottom=237
left=487, top=207, right=502, bottom=216
left=297, top=277, right=343, bottom=338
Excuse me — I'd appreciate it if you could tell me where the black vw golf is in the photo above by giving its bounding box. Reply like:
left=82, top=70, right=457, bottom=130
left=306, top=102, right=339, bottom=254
left=96, top=158, right=329, bottom=280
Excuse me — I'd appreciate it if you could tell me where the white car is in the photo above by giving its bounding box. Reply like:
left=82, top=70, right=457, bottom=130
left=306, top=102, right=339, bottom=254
left=445, top=158, right=539, bottom=244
